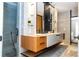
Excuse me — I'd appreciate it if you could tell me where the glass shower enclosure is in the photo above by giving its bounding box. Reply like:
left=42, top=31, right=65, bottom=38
left=2, top=2, right=19, bottom=57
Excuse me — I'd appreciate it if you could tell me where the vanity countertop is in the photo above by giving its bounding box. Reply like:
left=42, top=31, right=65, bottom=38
left=24, top=32, right=62, bottom=37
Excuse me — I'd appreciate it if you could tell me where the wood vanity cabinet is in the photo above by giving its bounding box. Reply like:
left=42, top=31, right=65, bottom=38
left=21, top=35, right=47, bottom=52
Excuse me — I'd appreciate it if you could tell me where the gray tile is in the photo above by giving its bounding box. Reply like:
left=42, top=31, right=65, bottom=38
left=37, top=45, right=68, bottom=57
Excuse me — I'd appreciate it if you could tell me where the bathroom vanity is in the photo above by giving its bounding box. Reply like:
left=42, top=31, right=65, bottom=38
left=21, top=2, right=62, bottom=56
left=21, top=33, right=63, bottom=53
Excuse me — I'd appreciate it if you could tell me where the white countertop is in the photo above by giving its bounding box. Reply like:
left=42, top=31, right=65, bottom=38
left=23, top=32, right=62, bottom=37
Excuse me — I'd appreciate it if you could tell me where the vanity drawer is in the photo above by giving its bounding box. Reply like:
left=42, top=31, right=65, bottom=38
left=36, top=37, right=46, bottom=51
left=37, top=41, right=46, bottom=52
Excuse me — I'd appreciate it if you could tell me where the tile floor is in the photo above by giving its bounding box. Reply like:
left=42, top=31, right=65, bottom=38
left=21, top=41, right=78, bottom=57
left=61, top=43, right=78, bottom=57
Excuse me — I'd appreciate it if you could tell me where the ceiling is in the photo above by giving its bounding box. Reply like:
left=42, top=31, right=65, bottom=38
left=51, top=2, right=78, bottom=13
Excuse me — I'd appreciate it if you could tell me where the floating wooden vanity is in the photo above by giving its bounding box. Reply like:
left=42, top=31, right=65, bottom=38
left=21, top=33, right=63, bottom=56
left=21, top=35, right=47, bottom=52
left=21, top=33, right=63, bottom=52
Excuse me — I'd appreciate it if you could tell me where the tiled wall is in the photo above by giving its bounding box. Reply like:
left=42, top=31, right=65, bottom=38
left=22, top=2, right=36, bottom=35
left=57, top=7, right=78, bottom=44
left=57, top=11, right=70, bottom=44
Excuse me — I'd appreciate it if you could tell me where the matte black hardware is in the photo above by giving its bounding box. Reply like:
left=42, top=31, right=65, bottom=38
left=0, top=36, right=2, bottom=41
left=40, top=42, right=45, bottom=45
left=56, top=34, right=60, bottom=36
left=16, top=28, right=18, bottom=36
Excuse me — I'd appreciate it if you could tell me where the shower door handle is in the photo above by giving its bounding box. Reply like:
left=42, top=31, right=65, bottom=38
left=16, top=28, right=18, bottom=36
left=0, top=36, right=2, bottom=41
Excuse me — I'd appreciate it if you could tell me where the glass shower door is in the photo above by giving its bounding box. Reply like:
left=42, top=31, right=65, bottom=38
left=2, top=2, right=18, bottom=57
